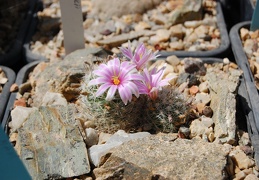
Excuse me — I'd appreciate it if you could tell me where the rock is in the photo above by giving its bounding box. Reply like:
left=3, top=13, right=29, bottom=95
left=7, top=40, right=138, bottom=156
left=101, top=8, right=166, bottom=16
left=169, top=41, right=184, bottom=50
left=223, top=58, right=230, bottom=64
left=166, top=55, right=180, bottom=66
left=230, top=149, right=255, bottom=170
left=165, top=72, right=178, bottom=85
left=10, top=106, right=37, bottom=131
left=194, top=92, right=211, bottom=105
left=151, top=14, right=167, bottom=25
left=170, top=24, right=185, bottom=39
left=163, top=64, right=175, bottom=77
left=85, top=128, right=99, bottom=147
left=243, top=39, right=255, bottom=58
left=244, top=174, right=258, bottom=180
left=199, top=81, right=209, bottom=93
left=234, top=171, right=247, bottom=180
left=188, top=75, right=199, bottom=88
left=169, top=0, right=203, bottom=25
left=94, top=133, right=230, bottom=179
left=88, top=130, right=151, bottom=167
left=240, top=146, right=253, bottom=156
left=240, top=28, right=250, bottom=41
left=134, top=21, right=151, bottom=31
left=178, top=126, right=190, bottom=138
left=41, top=91, right=67, bottom=106
left=185, top=32, right=198, bottom=43
left=13, top=98, right=27, bottom=107
left=0, top=73, right=7, bottom=84
left=10, top=83, right=18, bottom=92
left=28, top=48, right=109, bottom=107
left=237, top=130, right=251, bottom=146
left=84, top=121, right=97, bottom=129
left=201, top=116, right=214, bottom=128
left=177, top=72, right=190, bottom=84
left=178, top=82, right=189, bottom=93
left=90, top=0, right=163, bottom=21
left=208, top=132, right=215, bottom=142
left=15, top=105, right=90, bottom=179
left=9, top=132, right=18, bottom=144
left=243, top=168, right=253, bottom=175
left=150, top=29, right=171, bottom=44
left=194, top=25, right=209, bottom=38
left=196, top=102, right=206, bottom=114
left=189, top=119, right=210, bottom=138
left=189, top=85, right=199, bottom=95
left=202, top=106, right=213, bottom=117
left=19, top=82, right=32, bottom=95
left=165, top=0, right=183, bottom=11
left=184, top=20, right=202, bottom=28
left=98, top=132, right=112, bottom=145
left=183, top=57, right=206, bottom=75
left=97, top=30, right=154, bottom=47
left=206, top=67, right=242, bottom=144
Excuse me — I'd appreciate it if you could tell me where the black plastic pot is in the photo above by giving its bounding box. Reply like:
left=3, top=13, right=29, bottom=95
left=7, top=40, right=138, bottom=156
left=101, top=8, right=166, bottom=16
left=0, top=0, right=38, bottom=68
left=23, top=0, right=46, bottom=63
left=230, top=21, right=259, bottom=165
left=0, top=66, right=15, bottom=122
left=24, top=1, right=230, bottom=63
left=1, top=61, right=39, bottom=132
left=1, top=57, right=256, bottom=169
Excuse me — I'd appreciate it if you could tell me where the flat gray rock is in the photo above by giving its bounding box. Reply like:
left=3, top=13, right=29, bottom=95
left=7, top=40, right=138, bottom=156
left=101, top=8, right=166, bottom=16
left=28, top=48, right=108, bottom=107
left=15, top=104, right=90, bottom=179
left=93, top=133, right=230, bottom=179
left=169, top=0, right=203, bottom=25
left=90, top=0, right=163, bottom=21
left=206, top=68, right=242, bottom=144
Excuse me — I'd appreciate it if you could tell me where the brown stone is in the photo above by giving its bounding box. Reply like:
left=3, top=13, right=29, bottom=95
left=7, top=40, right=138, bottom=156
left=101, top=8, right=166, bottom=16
left=94, top=134, right=230, bottom=179
left=195, top=102, right=205, bottom=114
left=10, top=83, right=19, bottom=92
left=14, top=98, right=26, bottom=107
left=189, top=85, right=199, bottom=95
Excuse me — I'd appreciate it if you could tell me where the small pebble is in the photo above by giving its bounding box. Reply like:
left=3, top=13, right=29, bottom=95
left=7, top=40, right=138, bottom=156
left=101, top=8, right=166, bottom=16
left=202, top=106, right=213, bottom=117
left=10, top=83, right=19, bottom=92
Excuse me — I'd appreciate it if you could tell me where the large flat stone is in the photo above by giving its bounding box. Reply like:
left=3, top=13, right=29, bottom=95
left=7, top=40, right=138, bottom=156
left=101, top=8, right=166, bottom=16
left=206, top=68, right=242, bottom=144
left=15, top=104, right=90, bottom=179
left=93, top=133, right=230, bottom=179
left=28, top=48, right=109, bottom=107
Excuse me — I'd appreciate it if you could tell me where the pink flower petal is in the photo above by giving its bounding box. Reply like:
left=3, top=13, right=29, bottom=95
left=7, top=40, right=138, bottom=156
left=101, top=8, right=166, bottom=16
left=127, top=74, right=144, bottom=81
left=151, top=67, right=164, bottom=86
left=134, top=81, right=148, bottom=94
left=118, top=84, right=132, bottom=105
left=93, top=64, right=113, bottom=77
left=88, top=77, right=111, bottom=86
left=120, top=41, right=134, bottom=60
left=126, top=81, right=139, bottom=98
left=106, top=85, right=117, bottom=101
left=96, top=83, right=112, bottom=97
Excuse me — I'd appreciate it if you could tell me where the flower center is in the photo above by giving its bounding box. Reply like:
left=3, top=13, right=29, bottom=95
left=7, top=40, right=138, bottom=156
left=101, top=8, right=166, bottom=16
left=112, top=76, right=120, bottom=85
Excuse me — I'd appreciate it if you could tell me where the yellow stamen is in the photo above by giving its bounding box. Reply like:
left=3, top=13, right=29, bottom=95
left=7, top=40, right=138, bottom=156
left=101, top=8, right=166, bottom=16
left=112, top=76, right=120, bottom=85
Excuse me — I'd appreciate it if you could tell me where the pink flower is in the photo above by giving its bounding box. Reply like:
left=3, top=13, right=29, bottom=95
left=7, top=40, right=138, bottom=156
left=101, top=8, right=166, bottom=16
left=135, top=66, right=172, bottom=100
left=120, top=41, right=159, bottom=70
left=88, top=58, right=143, bottom=105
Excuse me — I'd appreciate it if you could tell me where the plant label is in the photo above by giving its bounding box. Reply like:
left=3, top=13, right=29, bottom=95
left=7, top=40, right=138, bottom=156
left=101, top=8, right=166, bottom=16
left=60, top=0, right=85, bottom=54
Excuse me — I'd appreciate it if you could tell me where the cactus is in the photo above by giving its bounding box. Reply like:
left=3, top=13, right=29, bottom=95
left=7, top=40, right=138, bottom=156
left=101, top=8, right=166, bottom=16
left=80, top=72, right=191, bottom=134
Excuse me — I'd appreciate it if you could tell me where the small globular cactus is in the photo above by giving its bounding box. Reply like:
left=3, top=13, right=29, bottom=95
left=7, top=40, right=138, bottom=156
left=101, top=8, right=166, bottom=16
left=79, top=42, right=191, bottom=133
